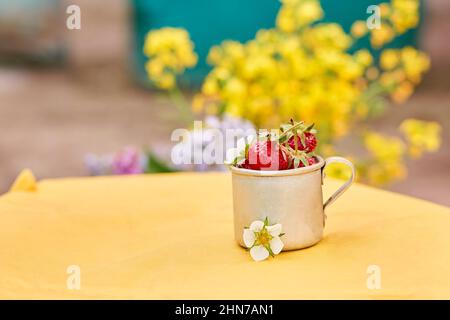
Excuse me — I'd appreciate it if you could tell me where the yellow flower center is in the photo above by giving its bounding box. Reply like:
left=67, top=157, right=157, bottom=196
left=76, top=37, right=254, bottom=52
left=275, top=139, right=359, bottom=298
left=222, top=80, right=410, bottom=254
left=255, top=229, right=273, bottom=246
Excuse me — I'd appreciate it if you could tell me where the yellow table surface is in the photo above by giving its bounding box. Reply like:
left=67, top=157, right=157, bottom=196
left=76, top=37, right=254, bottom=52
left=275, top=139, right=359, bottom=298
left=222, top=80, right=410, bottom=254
left=1, top=171, right=450, bottom=299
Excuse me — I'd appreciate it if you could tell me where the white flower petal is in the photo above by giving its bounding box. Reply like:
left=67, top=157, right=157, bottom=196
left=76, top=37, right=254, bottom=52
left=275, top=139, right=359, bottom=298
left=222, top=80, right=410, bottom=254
left=243, top=229, right=255, bottom=248
left=269, top=236, right=284, bottom=255
left=250, top=245, right=270, bottom=261
left=249, top=220, right=264, bottom=232
left=266, top=223, right=282, bottom=237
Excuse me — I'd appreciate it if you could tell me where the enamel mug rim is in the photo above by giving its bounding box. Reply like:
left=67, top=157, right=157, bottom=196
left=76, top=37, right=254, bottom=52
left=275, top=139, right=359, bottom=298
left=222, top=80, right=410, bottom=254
left=229, top=156, right=325, bottom=177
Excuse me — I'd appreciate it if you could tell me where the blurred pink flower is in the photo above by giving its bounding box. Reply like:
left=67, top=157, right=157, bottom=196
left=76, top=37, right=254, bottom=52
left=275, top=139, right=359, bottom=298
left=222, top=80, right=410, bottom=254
left=111, top=147, right=146, bottom=175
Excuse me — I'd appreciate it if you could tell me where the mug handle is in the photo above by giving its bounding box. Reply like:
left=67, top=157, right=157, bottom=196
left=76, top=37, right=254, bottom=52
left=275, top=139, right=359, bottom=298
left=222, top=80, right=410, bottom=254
left=322, top=157, right=355, bottom=212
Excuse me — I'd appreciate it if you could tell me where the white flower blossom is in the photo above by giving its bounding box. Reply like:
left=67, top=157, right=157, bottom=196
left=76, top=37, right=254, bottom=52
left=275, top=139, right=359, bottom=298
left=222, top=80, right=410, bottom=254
left=243, top=218, right=284, bottom=261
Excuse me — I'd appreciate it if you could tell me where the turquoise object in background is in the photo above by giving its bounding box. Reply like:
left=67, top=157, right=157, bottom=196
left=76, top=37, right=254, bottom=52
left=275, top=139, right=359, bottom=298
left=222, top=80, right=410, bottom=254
left=131, top=0, right=422, bottom=87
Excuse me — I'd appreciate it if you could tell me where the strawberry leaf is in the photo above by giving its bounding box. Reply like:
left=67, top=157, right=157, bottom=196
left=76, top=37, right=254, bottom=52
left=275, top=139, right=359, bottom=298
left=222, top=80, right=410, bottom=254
left=300, top=133, right=306, bottom=148
left=299, top=155, right=309, bottom=167
left=305, top=123, right=315, bottom=132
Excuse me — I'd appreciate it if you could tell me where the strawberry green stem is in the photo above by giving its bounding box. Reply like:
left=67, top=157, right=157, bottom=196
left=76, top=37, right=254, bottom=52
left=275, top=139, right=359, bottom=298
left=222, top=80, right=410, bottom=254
left=278, top=122, right=304, bottom=141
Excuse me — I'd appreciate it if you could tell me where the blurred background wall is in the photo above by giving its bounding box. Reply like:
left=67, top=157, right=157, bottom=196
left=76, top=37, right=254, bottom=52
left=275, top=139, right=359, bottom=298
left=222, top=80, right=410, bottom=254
left=0, top=0, right=449, bottom=205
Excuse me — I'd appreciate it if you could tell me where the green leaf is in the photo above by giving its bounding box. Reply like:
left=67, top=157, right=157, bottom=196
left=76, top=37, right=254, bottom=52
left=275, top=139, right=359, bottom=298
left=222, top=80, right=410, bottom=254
left=300, top=133, right=306, bottom=148
left=146, top=151, right=178, bottom=173
left=299, top=155, right=309, bottom=167
left=280, top=124, right=292, bottom=132
left=305, top=123, right=315, bottom=132
left=294, top=134, right=299, bottom=151
left=293, top=157, right=300, bottom=168
left=264, top=217, right=269, bottom=226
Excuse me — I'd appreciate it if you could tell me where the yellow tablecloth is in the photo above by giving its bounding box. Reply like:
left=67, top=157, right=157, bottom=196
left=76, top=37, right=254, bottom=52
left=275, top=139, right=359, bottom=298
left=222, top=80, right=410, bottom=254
left=1, top=171, right=449, bottom=299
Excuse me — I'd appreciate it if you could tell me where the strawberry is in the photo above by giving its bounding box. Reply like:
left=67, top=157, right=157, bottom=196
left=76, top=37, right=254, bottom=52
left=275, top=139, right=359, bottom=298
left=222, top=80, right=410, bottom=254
left=287, top=132, right=317, bottom=153
left=308, top=156, right=317, bottom=165
left=247, top=140, right=289, bottom=170
left=239, top=159, right=251, bottom=169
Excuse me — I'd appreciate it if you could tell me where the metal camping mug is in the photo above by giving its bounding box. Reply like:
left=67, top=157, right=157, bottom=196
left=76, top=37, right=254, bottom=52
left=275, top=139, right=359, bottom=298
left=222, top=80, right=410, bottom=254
left=230, top=156, right=355, bottom=251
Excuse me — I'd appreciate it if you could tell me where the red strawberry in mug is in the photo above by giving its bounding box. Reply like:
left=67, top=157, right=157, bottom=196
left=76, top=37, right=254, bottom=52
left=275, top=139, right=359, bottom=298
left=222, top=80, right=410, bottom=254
left=308, top=156, right=317, bottom=165
left=247, top=141, right=289, bottom=170
left=287, top=132, right=317, bottom=153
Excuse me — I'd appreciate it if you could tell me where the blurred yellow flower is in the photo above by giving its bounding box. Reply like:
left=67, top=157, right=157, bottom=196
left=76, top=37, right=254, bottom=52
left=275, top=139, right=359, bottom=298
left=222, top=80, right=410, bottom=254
left=391, top=0, right=420, bottom=33
left=191, top=94, right=205, bottom=113
left=401, top=46, right=430, bottom=84
left=370, top=24, right=395, bottom=48
left=351, top=20, right=368, bottom=38
left=379, top=3, right=391, bottom=16
left=305, top=23, right=352, bottom=51
left=380, top=49, right=400, bottom=70
left=366, top=67, right=380, bottom=80
left=207, top=41, right=245, bottom=67
left=377, top=46, right=430, bottom=105
left=400, top=119, right=442, bottom=157
left=276, top=0, right=323, bottom=32
left=144, top=27, right=198, bottom=89
left=367, top=161, right=407, bottom=185
left=365, top=132, right=406, bottom=161
left=363, top=131, right=409, bottom=185
left=355, top=49, right=373, bottom=67
left=156, top=72, right=176, bottom=90
left=391, top=81, right=414, bottom=103
left=366, top=0, right=420, bottom=46
left=325, top=159, right=354, bottom=181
